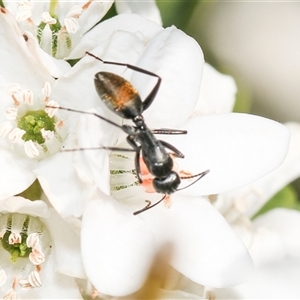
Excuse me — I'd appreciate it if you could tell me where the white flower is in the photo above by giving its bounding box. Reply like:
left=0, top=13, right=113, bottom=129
left=1, top=1, right=161, bottom=77
left=0, top=7, right=292, bottom=298
left=194, top=62, right=237, bottom=115
left=4, top=0, right=114, bottom=58
left=0, top=10, right=119, bottom=218
left=0, top=196, right=84, bottom=299
left=206, top=122, right=300, bottom=299
left=74, top=20, right=290, bottom=297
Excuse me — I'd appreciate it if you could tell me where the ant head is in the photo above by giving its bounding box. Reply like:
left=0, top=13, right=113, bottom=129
left=152, top=171, right=181, bottom=194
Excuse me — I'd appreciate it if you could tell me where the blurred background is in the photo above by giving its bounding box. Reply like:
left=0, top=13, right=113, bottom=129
left=157, top=1, right=300, bottom=121
left=156, top=0, right=300, bottom=199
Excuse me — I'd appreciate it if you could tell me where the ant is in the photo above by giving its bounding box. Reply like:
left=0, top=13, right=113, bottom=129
left=52, top=52, right=209, bottom=215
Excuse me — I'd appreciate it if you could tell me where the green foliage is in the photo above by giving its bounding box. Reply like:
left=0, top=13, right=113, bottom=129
left=157, top=0, right=200, bottom=29
left=253, top=185, right=300, bottom=219
left=233, top=80, right=253, bottom=113
left=17, top=180, right=43, bottom=201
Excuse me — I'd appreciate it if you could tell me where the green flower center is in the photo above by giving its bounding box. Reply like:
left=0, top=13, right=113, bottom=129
left=1, top=216, right=31, bottom=263
left=18, top=110, right=55, bottom=144
left=2, top=231, right=31, bottom=263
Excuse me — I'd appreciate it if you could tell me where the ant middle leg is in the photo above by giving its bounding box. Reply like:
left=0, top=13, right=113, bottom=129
left=86, top=51, right=161, bottom=112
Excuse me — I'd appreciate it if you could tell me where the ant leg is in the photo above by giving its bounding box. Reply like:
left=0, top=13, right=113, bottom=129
left=61, top=146, right=136, bottom=152
left=135, top=148, right=143, bottom=183
left=177, top=170, right=210, bottom=191
left=126, top=135, right=143, bottom=183
left=159, top=140, right=185, bottom=158
left=86, top=51, right=161, bottom=113
left=133, top=195, right=167, bottom=215
left=152, top=128, right=187, bottom=135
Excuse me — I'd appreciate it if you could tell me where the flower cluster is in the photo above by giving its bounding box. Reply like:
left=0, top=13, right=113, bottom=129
left=0, top=1, right=294, bottom=299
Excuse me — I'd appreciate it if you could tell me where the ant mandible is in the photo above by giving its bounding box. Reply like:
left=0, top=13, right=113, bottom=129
left=55, top=52, right=209, bottom=215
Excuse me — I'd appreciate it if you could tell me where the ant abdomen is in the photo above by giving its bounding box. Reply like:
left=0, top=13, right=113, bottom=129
left=94, top=72, right=143, bottom=119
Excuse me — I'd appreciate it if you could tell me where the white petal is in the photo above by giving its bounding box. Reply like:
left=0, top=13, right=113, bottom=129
left=17, top=253, right=84, bottom=299
left=253, top=208, right=300, bottom=259
left=82, top=197, right=156, bottom=296
left=23, top=31, right=71, bottom=78
left=221, top=122, right=300, bottom=217
left=213, top=257, right=300, bottom=299
left=0, top=146, right=37, bottom=200
left=34, top=154, right=91, bottom=218
left=0, top=197, right=49, bottom=218
left=42, top=208, right=86, bottom=279
left=141, top=195, right=254, bottom=287
left=195, top=63, right=237, bottom=114
left=246, top=223, right=285, bottom=267
left=73, top=109, right=118, bottom=194
left=164, top=113, right=290, bottom=195
left=75, top=1, right=114, bottom=36
left=67, top=14, right=162, bottom=59
left=0, top=8, right=53, bottom=87
left=132, top=26, right=204, bottom=128
left=115, top=0, right=162, bottom=25
left=39, top=23, right=53, bottom=56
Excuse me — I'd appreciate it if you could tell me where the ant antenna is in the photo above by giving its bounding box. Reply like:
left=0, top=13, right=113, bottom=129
left=45, top=105, right=123, bottom=130
left=133, top=195, right=167, bottom=216
left=176, top=169, right=210, bottom=191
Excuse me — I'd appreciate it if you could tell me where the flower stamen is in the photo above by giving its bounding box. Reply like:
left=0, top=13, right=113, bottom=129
left=0, top=269, right=7, bottom=287
left=1, top=82, right=67, bottom=159
left=19, top=270, right=42, bottom=289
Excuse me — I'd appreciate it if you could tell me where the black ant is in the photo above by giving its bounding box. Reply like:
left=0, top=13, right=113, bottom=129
left=51, top=52, right=209, bottom=215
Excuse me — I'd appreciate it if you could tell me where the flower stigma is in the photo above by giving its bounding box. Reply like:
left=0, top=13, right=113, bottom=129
left=0, top=82, right=67, bottom=159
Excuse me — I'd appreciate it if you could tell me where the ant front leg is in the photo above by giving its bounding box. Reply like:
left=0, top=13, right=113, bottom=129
left=86, top=51, right=161, bottom=113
